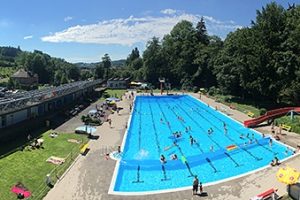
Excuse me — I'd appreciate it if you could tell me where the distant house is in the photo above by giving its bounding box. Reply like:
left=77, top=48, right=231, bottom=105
left=11, top=69, right=38, bottom=86
left=107, top=77, right=130, bottom=89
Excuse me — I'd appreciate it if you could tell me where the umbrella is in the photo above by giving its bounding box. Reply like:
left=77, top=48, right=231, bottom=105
left=276, top=166, right=300, bottom=185
left=140, top=83, right=148, bottom=89
left=108, top=100, right=116, bottom=104
left=88, top=109, right=97, bottom=114
left=106, top=97, right=120, bottom=102
left=130, top=81, right=142, bottom=86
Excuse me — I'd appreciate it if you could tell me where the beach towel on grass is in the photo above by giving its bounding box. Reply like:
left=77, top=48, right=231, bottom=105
left=11, top=182, right=31, bottom=198
left=67, top=139, right=80, bottom=144
left=46, top=156, right=65, bottom=165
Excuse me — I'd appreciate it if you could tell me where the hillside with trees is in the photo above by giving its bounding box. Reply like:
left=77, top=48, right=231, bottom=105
left=1, top=2, right=299, bottom=106
left=0, top=47, right=80, bottom=88
left=109, top=2, right=300, bottom=106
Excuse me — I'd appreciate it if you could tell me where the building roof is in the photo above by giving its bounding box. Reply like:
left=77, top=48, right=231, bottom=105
left=11, top=69, right=36, bottom=78
left=108, top=77, right=131, bottom=81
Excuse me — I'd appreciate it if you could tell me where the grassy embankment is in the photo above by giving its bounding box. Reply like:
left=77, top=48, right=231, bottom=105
left=0, top=67, right=16, bottom=83
left=0, top=130, right=88, bottom=200
left=210, top=94, right=300, bottom=134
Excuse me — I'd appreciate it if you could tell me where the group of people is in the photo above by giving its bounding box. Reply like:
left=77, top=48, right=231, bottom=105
left=160, top=153, right=178, bottom=164
left=173, top=131, right=182, bottom=138
left=270, top=122, right=281, bottom=140
left=192, top=175, right=203, bottom=195
left=189, top=135, right=196, bottom=145
left=270, top=156, right=280, bottom=166
left=239, top=133, right=261, bottom=146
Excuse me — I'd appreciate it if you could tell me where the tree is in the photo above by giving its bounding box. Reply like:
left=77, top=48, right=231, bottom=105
left=126, top=47, right=143, bottom=71
left=81, top=70, right=93, bottom=80
left=102, top=53, right=111, bottom=79
left=126, top=47, right=140, bottom=66
left=143, top=37, right=166, bottom=85
left=67, top=65, right=80, bottom=81
left=94, top=64, right=105, bottom=79
left=196, top=17, right=209, bottom=45
left=162, top=20, right=198, bottom=86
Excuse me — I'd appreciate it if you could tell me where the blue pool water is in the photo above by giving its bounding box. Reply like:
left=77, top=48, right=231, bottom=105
left=112, top=95, right=293, bottom=193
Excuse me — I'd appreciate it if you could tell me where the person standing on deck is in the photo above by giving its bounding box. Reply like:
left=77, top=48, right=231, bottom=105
left=192, top=176, right=199, bottom=195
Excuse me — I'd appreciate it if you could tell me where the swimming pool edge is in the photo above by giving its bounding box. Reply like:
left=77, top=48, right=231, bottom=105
left=108, top=95, right=137, bottom=195
left=107, top=94, right=299, bottom=196
left=189, top=94, right=296, bottom=151
left=108, top=153, right=299, bottom=196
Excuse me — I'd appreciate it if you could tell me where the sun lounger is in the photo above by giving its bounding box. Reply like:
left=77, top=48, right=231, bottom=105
left=80, top=143, right=89, bottom=155
left=247, top=111, right=255, bottom=118
left=281, top=124, right=291, bottom=132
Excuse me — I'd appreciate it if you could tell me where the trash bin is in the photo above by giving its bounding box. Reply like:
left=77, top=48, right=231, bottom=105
left=287, top=183, right=300, bottom=200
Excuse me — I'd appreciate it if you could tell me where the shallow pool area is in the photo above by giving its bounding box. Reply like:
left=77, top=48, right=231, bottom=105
left=110, top=95, right=293, bottom=194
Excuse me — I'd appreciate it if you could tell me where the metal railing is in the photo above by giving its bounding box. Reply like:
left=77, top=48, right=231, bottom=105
left=29, top=143, right=84, bottom=200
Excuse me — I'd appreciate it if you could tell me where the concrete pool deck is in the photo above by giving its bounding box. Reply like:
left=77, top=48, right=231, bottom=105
left=44, top=92, right=300, bottom=200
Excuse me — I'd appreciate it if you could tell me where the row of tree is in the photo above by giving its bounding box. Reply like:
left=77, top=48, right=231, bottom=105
left=102, top=2, right=300, bottom=105
left=17, top=50, right=80, bottom=85
left=2, top=2, right=298, bottom=105
left=0, top=47, right=81, bottom=86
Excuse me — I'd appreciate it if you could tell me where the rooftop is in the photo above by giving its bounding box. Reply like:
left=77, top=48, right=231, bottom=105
left=11, top=69, right=37, bottom=78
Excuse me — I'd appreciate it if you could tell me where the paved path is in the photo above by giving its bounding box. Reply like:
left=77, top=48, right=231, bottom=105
left=44, top=92, right=300, bottom=200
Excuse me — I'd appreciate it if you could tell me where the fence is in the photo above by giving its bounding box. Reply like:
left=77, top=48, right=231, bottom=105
left=29, top=143, right=83, bottom=200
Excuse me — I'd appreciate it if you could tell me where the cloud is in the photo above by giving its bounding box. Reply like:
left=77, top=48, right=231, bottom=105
left=64, top=16, right=73, bottom=22
left=24, top=35, right=33, bottom=40
left=161, top=9, right=177, bottom=15
left=41, top=13, right=242, bottom=46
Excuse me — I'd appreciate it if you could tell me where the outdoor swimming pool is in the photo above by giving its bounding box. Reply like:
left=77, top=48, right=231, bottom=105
left=110, top=95, right=293, bottom=194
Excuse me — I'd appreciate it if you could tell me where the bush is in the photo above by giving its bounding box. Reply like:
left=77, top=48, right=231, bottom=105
left=81, top=115, right=101, bottom=126
left=193, top=86, right=199, bottom=93
left=259, top=108, right=267, bottom=115
left=103, top=92, right=110, bottom=98
left=224, top=96, right=232, bottom=103
left=208, top=86, right=220, bottom=96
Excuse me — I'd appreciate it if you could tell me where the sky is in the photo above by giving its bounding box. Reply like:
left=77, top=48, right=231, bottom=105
left=0, top=0, right=298, bottom=63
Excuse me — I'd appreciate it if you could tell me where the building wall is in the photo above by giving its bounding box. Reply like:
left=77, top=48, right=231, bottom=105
left=0, top=84, right=97, bottom=129
left=12, top=77, right=38, bottom=86
left=30, top=106, right=38, bottom=118
left=4, top=109, right=27, bottom=127
left=107, top=80, right=127, bottom=89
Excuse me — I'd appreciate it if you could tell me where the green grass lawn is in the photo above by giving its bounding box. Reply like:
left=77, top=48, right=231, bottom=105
left=100, top=89, right=127, bottom=100
left=0, top=130, right=88, bottom=200
left=0, top=67, right=17, bottom=78
left=213, top=94, right=261, bottom=117
left=0, top=77, right=8, bottom=83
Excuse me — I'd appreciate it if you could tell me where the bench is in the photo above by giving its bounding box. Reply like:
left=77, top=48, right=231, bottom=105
left=80, top=143, right=89, bottom=155
left=247, top=111, right=255, bottom=118
left=281, top=124, right=291, bottom=132
left=250, top=188, right=278, bottom=200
